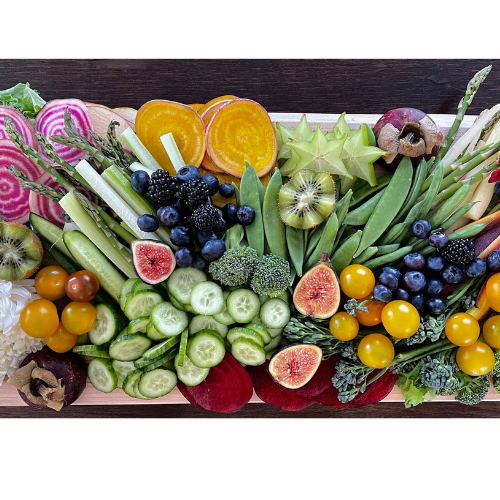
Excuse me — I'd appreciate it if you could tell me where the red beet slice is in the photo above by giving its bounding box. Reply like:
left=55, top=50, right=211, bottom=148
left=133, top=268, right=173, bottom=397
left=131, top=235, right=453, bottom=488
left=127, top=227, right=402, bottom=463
left=248, top=361, right=313, bottom=411
left=474, top=226, right=500, bottom=258
left=177, top=353, right=253, bottom=413
left=291, top=355, right=339, bottom=398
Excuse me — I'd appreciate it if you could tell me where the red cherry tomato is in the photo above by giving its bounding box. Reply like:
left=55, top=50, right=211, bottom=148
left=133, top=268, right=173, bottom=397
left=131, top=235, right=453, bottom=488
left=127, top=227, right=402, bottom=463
left=65, top=270, right=100, bottom=302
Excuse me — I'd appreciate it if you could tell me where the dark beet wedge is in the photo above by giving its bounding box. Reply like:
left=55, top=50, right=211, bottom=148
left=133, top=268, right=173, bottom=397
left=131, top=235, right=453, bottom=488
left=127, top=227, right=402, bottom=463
left=177, top=353, right=253, bottom=413
left=473, top=225, right=500, bottom=259
left=290, top=356, right=339, bottom=398
left=247, top=361, right=313, bottom=411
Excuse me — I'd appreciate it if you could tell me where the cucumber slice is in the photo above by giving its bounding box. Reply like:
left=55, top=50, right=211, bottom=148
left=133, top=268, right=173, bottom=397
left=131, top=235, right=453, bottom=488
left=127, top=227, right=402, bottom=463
left=124, top=290, right=163, bottom=320
left=259, top=298, right=290, bottom=329
left=189, top=315, right=228, bottom=338
left=128, top=316, right=150, bottom=334
left=167, top=267, right=207, bottom=305
left=174, top=353, right=209, bottom=386
left=87, top=358, right=118, bottom=393
left=184, top=303, right=196, bottom=314
left=268, top=327, right=283, bottom=339
left=112, top=360, right=136, bottom=389
left=213, top=290, right=235, bottom=326
left=227, top=327, right=264, bottom=347
left=72, top=345, right=111, bottom=358
left=132, top=281, right=155, bottom=294
left=259, top=289, right=290, bottom=305
left=163, top=358, right=175, bottom=370
left=170, top=295, right=186, bottom=311
left=142, top=333, right=182, bottom=361
left=138, top=369, right=177, bottom=399
left=151, top=302, right=189, bottom=337
left=120, top=278, right=141, bottom=311
left=226, top=289, right=260, bottom=323
left=109, top=334, right=153, bottom=361
left=177, top=329, right=189, bottom=367
left=190, top=282, right=224, bottom=315
left=135, top=346, right=179, bottom=370
left=264, top=334, right=283, bottom=358
left=133, top=376, right=153, bottom=400
left=123, top=369, right=143, bottom=398
left=146, top=321, right=167, bottom=341
left=187, top=329, right=226, bottom=368
left=244, top=323, right=272, bottom=344
left=88, top=303, right=123, bottom=345
left=231, top=337, right=266, bottom=366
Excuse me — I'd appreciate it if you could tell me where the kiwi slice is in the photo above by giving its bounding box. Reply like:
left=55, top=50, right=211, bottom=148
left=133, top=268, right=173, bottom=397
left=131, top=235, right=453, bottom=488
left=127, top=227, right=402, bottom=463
left=0, top=221, right=43, bottom=281
left=279, top=169, right=336, bottom=229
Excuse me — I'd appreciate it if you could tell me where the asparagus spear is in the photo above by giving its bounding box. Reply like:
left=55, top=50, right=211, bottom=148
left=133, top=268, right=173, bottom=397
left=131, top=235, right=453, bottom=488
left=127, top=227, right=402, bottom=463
left=5, top=165, right=64, bottom=203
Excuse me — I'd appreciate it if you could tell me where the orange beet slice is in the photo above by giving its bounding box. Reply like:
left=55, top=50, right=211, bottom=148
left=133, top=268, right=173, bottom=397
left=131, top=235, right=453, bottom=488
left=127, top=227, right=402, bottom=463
left=196, top=95, right=238, bottom=117
left=206, top=99, right=278, bottom=178
left=135, top=100, right=206, bottom=175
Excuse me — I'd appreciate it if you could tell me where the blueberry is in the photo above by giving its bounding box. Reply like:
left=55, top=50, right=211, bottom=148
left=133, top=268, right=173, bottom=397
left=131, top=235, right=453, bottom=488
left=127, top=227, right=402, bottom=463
left=172, top=198, right=189, bottom=216
left=410, top=294, right=425, bottom=313
left=201, top=174, right=220, bottom=196
left=382, top=266, right=402, bottom=280
left=487, top=250, right=500, bottom=272
left=137, top=214, right=159, bottom=232
left=372, top=284, right=392, bottom=303
left=130, top=170, right=150, bottom=194
left=195, top=230, right=217, bottom=248
left=426, top=255, right=445, bottom=273
left=175, top=247, right=194, bottom=268
left=412, top=219, right=432, bottom=239
left=428, top=232, right=449, bottom=249
left=379, top=271, right=399, bottom=290
left=426, top=297, right=447, bottom=316
left=495, top=182, right=500, bottom=198
left=177, top=165, right=201, bottom=182
left=193, top=253, right=207, bottom=271
left=157, top=206, right=180, bottom=228
left=425, top=279, right=444, bottom=298
left=236, top=205, right=256, bottom=226
left=394, top=288, right=410, bottom=301
left=441, top=264, right=464, bottom=285
left=219, top=183, right=235, bottom=198
left=170, top=226, right=192, bottom=247
left=402, top=271, right=427, bottom=293
left=183, top=215, right=194, bottom=228
left=222, top=203, right=238, bottom=226
left=465, top=258, right=487, bottom=278
left=215, top=217, right=227, bottom=232
left=201, top=239, right=226, bottom=262
left=403, top=253, right=426, bottom=270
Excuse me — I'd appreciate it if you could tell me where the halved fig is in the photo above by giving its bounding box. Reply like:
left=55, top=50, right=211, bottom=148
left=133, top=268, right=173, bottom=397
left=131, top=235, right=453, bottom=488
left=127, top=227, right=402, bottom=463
left=268, top=344, right=322, bottom=389
left=293, top=253, right=341, bottom=318
left=291, top=355, right=338, bottom=397
left=131, top=239, right=176, bottom=285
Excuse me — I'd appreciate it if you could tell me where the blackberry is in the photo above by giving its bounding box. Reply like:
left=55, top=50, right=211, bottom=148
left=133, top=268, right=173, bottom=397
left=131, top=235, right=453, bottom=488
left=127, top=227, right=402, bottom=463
left=191, top=204, right=222, bottom=231
left=148, top=170, right=182, bottom=206
left=440, top=238, right=475, bottom=265
left=178, top=179, right=210, bottom=207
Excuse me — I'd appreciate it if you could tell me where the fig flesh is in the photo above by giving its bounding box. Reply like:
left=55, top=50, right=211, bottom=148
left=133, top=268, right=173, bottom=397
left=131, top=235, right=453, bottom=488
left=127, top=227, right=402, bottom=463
left=293, top=253, right=341, bottom=318
left=131, top=239, right=176, bottom=285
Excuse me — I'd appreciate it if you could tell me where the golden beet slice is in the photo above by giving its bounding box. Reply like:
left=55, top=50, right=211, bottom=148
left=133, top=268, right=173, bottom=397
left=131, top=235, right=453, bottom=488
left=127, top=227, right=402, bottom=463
left=188, top=103, right=204, bottom=111
left=196, top=95, right=238, bottom=117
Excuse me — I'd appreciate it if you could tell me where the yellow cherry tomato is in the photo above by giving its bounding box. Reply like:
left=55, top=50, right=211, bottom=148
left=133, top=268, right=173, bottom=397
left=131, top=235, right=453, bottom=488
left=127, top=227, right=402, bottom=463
left=381, top=300, right=420, bottom=339
left=44, top=322, right=78, bottom=353
left=356, top=295, right=385, bottom=327
left=20, top=299, right=59, bottom=338
left=339, top=265, right=376, bottom=300
left=358, top=333, right=395, bottom=369
left=485, top=273, right=500, bottom=312
left=456, top=341, right=496, bottom=376
left=34, top=266, right=69, bottom=301
left=482, top=315, right=500, bottom=349
left=61, top=302, right=97, bottom=335
left=444, top=313, right=480, bottom=346
left=329, top=312, right=359, bottom=341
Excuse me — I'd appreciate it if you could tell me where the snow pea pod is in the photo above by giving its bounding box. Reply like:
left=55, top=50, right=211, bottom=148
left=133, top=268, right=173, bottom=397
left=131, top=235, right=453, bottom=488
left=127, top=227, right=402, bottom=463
left=377, top=222, right=408, bottom=246
left=331, top=230, right=362, bottom=274
left=363, top=246, right=414, bottom=271
left=305, top=213, right=339, bottom=269
left=428, top=181, right=471, bottom=229
left=305, top=222, right=324, bottom=260
left=350, top=174, right=392, bottom=207
left=441, top=202, right=477, bottom=231
left=286, top=225, right=304, bottom=276
left=352, top=246, right=378, bottom=264
left=376, top=244, right=400, bottom=255
left=343, top=190, right=385, bottom=226
left=257, top=177, right=266, bottom=208
left=335, top=189, right=353, bottom=227
left=354, top=157, right=413, bottom=257
left=262, top=168, right=287, bottom=260
left=232, top=182, right=240, bottom=206
left=240, top=163, right=264, bottom=257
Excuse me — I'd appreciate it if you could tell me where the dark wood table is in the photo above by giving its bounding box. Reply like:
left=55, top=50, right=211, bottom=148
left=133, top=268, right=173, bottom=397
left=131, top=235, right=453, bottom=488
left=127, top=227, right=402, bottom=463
left=1, top=59, right=499, bottom=418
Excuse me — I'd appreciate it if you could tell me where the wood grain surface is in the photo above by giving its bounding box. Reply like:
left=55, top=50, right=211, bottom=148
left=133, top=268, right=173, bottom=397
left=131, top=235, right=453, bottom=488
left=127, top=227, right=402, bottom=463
left=1, top=58, right=499, bottom=418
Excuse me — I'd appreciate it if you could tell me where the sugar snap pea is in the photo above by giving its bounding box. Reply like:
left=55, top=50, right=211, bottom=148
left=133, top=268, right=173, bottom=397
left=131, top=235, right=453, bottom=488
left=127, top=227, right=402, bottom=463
left=257, top=176, right=266, bottom=208
left=335, top=189, right=353, bottom=227
left=427, top=181, right=471, bottom=229
left=375, top=244, right=400, bottom=255
left=377, top=222, right=408, bottom=246
left=350, top=174, right=392, bottom=207
left=363, top=246, right=414, bottom=271
left=331, top=225, right=346, bottom=255
left=343, top=190, right=385, bottom=226
left=305, top=213, right=339, bottom=269
left=240, top=163, right=264, bottom=257
left=262, top=168, right=288, bottom=260
left=286, top=225, right=304, bottom=276
left=354, top=157, right=413, bottom=258
left=331, top=230, right=362, bottom=274
left=232, top=182, right=240, bottom=206
left=441, top=202, right=477, bottom=231
left=448, top=222, right=491, bottom=240
left=352, top=246, right=378, bottom=264
left=305, top=222, right=324, bottom=260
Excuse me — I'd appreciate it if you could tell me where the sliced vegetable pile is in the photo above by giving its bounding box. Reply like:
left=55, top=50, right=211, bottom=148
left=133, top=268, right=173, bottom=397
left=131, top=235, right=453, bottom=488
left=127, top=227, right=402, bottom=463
left=3, top=66, right=500, bottom=413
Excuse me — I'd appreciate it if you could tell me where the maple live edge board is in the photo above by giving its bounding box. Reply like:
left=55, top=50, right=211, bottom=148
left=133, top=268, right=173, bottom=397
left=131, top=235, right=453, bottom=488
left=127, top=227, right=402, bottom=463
left=1, top=112, right=498, bottom=407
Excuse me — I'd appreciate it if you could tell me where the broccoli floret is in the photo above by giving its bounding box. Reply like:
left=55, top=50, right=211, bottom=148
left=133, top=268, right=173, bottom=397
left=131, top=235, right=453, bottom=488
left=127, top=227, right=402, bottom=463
left=250, top=254, right=291, bottom=298
left=419, top=352, right=461, bottom=393
left=331, top=359, right=375, bottom=403
left=455, top=375, right=490, bottom=405
left=405, top=314, right=446, bottom=346
left=340, top=340, right=359, bottom=361
left=208, top=246, right=259, bottom=286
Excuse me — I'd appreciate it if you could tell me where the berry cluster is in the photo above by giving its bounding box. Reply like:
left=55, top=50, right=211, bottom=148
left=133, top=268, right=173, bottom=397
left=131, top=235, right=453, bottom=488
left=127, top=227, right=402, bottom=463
left=130, top=166, right=255, bottom=269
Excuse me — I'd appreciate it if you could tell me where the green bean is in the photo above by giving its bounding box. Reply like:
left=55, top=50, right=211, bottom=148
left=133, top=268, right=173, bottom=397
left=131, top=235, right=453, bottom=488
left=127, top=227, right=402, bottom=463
left=448, top=222, right=491, bottom=240
left=428, top=181, right=471, bottom=229
left=305, top=213, right=339, bottom=269
left=349, top=174, right=392, bottom=207
left=486, top=202, right=500, bottom=217
left=305, top=222, right=324, bottom=260
left=232, top=182, right=240, bottom=206
left=343, top=190, right=385, bottom=226
left=352, top=246, right=378, bottom=264
left=354, top=157, right=413, bottom=257
left=286, top=225, right=304, bottom=276
left=376, top=244, right=400, bottom=255
left=262, top=168, right=287, bottom=260
left=331, top=230, right=362, bottom=274
left=441, top=202, right=477, bottom=231
left=335, top=189, right=353, bottom=227
left=240, top=163, right=264, bottom=257
left=363, top=246, right=413, bottom=271
left=377, top=222, right=408, bottom=246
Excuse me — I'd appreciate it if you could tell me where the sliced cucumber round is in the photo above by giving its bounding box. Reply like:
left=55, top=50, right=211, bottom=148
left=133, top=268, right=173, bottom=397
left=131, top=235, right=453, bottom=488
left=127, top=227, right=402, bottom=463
left=187, top=329, right=226, bottom=368
left=124, top=290, right=163, bottom=320
left=72, top=345, right=111, bottom=358
left=88, top=303, right=123, bottom=346
left=264, top=333, right=283, bottom=352
left=146, top=321, right=166, bottom=341
left=109, top=334, right=153, bottom=361
left=142, top=333, right=182, bottom=361
left=259, top=298, right=290, bottom=329
left=123, top=369, right=143, bottom=398
left=133, top=376, right=153, bottom=400
left=227, top=326, right=265, bottom=347
left=135, top=347, right=179, bottom=371
left=213, top=290, right=235, bottom=326
left=138, top=369, right=177, bottom=399
left=174, top=353, right=210, bottom=386
left=167, top=267, right=207, bottom=305
left=119, top=278, right=141, bottom=311
left=226, top=289, right=260, bottom=323
left=269, top=327, right=284, bottom=339
left=112, top=360, right=136, bottom=389
left=132, top=281, right=155, bottom=294
left=128, top=316, right=150, bottom=335
left=244, top=323, right=272, bottom=344
left=151, top=302, right=189, bottom=337
left=170, top=295, right=186, bottom=311
left=177, top=329, right=189, bottom=367
left=190, top=282, right=224, bottom=315
left=87, top=358, right=118, bottom=393
left=189, top=315, right=228, bottom=338
left=231, top=337, right=266, bottom=366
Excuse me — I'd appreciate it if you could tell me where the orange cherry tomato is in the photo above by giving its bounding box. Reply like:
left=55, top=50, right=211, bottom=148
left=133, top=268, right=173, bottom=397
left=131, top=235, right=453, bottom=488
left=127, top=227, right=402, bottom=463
left=34, top=266, right=69, bottom=301
left=456, top=341, right=496, bottom=376
left=20, top=299, right=59, bottom=338
left=444, top=313, right=480, bottom=346
left=358, top=333, right=395, bottom=369
left=65, top=270, right=100, bottom=302
left=44, top=322, right=78, bottom=353
left=339, top=265, right=375, bottom=300
left=61, top=302, right=97, bottom=335
left=381, top=300, right=420, bottom=339
left=356, top=295, right=385, bottom=327
left=485, top=273, right=500, bottom=312
left=482, top=315, right=500, bottom=349
left=329, top=312, right=359, bottom=341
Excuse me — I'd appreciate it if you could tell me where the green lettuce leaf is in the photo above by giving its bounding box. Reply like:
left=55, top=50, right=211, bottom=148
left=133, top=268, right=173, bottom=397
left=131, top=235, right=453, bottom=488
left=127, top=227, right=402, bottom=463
left=0, top=83, right=46, bottom=119
left=395, top=365, right=436, bottom=408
